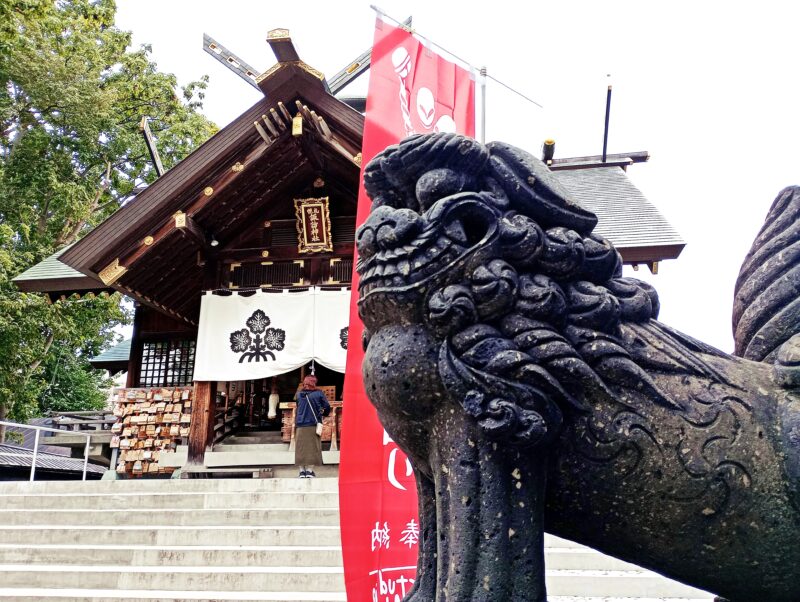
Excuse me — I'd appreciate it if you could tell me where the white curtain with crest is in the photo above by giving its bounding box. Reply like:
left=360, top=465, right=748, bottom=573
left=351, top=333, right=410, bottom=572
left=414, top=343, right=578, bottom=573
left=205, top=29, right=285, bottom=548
left=192, top=288, right=351, bottom=382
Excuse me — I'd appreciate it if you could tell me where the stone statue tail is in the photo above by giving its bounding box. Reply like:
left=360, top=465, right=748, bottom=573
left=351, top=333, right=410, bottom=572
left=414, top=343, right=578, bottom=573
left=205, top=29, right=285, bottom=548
left=733, top=185, right=800, bottom=362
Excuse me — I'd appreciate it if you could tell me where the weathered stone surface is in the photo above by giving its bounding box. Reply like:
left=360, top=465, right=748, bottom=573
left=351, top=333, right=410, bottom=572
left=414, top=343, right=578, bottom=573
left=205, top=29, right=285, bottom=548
left=734, top=185, right=800, bottom=362
left=357, top=133, right=800, bottom=602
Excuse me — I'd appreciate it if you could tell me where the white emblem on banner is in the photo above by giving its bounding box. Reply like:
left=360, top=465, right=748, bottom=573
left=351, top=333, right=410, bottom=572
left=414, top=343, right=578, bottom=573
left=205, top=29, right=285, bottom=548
left=392, top=46, right=415, bottom=138
left=383, top=429, right=413, bottom=491
left=434, top=114, right=456, bottom=133
left=228, top=309, right=286, bottom=363
left=416, top=87, right=435, bottom=128
left=392, top=44, right=461, bottom=138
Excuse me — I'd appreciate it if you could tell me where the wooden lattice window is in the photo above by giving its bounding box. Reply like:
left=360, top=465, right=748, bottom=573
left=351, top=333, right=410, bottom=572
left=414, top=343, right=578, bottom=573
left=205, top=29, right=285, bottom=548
left=139, top=340, right=196, bottom=387
left=229, top=261, right=305, bottom=288
left=328, top=258, right=353, bottom=284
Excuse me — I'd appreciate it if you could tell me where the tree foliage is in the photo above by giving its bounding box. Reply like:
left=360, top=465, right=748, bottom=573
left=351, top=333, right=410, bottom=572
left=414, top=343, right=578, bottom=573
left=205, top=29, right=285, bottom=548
left=0, top=0, right=217, bottom=430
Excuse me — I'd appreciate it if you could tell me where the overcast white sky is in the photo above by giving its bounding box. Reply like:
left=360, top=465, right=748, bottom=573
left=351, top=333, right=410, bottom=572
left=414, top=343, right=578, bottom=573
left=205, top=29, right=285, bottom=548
left=115, top=0, right=800, bottom=353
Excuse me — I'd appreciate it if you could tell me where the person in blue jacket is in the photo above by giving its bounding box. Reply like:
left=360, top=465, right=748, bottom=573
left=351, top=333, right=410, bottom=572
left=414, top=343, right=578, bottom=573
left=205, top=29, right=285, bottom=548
left=294, top=374, right=331, bottom=478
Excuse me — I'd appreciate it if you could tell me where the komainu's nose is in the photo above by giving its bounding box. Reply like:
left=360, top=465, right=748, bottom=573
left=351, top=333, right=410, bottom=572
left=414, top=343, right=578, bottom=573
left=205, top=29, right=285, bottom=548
left=357, top=206, right=422, bottom=258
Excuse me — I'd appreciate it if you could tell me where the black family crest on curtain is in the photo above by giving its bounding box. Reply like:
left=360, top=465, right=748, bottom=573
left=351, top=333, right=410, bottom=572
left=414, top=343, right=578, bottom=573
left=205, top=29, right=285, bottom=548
left=229, top=309, right=286, bottom=363
left=339, top=327, right=349, bottom=350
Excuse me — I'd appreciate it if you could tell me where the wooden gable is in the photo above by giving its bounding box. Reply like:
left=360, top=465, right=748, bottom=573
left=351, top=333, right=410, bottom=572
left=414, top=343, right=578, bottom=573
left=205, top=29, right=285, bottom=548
left=59, top=47, right=363, bottom=324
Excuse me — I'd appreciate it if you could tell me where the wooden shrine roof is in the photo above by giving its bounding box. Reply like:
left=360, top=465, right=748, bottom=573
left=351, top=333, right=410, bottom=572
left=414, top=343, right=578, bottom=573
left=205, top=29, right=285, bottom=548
left=19, top=150, right=684, bottom=320
left=89, top=339, right=131, bottom=374
left=56, top=54, right=364, bottom=324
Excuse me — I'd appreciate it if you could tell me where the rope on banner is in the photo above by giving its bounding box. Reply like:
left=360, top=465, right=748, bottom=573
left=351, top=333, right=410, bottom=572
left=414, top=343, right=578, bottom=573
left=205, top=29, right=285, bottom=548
left=370, top=5, right=544, bottom=109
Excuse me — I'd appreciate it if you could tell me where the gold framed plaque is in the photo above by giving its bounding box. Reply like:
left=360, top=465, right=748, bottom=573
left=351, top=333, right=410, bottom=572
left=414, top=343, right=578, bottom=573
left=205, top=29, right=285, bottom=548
left=294, top=196, right=333, bottom=254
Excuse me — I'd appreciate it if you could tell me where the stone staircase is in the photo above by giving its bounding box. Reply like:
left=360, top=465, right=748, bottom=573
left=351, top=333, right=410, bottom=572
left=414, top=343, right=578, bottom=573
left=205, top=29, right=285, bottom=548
left=0, top=477, right=715, bottom=601
left=0, top=478, right=344, bottom=601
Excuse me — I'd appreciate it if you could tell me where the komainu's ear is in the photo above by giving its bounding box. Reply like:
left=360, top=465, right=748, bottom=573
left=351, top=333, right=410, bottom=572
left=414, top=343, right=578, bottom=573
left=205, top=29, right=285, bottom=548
left=487, top=141, right=598, bottom=235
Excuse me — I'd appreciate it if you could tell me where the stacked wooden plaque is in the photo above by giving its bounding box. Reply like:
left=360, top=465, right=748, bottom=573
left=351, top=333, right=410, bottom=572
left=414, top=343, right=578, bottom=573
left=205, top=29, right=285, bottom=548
left=110, top=387, right=194, bottom=477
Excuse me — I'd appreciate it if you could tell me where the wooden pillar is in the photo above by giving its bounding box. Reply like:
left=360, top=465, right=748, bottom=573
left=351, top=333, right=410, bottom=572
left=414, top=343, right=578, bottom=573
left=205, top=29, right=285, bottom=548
left=185, top=249, right=221, bottom=467
left=187, top=380, right=216, bottom=466
left=126, top=304, right=144, bottom=388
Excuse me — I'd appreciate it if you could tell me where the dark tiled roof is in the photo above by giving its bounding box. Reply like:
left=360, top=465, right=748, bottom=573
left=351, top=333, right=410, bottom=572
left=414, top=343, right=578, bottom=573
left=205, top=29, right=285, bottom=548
left=0, top=443, right=106, bottom=474
left=554, top=167, right=685, bottom=249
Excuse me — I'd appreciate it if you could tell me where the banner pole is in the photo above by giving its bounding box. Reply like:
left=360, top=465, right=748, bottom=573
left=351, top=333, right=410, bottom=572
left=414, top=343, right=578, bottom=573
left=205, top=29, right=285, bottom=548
left=370, top=5, right=543, bottom=111
left=480, top=66, right=487, bottom=143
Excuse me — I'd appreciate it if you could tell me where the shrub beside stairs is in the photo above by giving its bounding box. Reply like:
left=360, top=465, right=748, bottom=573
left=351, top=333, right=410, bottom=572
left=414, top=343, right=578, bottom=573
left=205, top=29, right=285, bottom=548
left=0, top=477, right=714, bottom=601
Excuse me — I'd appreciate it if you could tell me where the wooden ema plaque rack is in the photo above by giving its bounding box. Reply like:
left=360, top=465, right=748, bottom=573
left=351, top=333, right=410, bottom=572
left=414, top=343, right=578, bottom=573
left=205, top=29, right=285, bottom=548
left=110, top=387, right=194, bottom=477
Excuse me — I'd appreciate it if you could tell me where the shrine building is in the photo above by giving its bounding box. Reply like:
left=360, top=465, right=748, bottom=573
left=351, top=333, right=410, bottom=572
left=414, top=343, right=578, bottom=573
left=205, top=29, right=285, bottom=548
left=13, top=30, right=684, bottom=477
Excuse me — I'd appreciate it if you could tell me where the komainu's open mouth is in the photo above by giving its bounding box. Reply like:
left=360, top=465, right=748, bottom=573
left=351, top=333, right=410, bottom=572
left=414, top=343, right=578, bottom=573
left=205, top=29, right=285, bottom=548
left=357, top=193, right=498, bottom=298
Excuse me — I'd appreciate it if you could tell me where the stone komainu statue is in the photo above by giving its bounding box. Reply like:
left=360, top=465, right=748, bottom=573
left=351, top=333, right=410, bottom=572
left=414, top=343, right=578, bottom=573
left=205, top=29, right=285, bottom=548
left=356, top=133, right=800, bottom=602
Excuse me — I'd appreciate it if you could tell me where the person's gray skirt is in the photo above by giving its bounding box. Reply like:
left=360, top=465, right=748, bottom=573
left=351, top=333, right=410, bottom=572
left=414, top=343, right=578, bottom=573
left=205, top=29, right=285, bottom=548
left=295, top=425, right=323, bottom=466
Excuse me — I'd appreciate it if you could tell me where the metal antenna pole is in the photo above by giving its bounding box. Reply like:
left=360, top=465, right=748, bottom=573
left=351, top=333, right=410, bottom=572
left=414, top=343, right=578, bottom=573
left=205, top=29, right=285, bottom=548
left=329, top=16, right=413, bottom=95
left=602, top=83, right=612, bottom=162
left=480, top=66, right=487, bottom=143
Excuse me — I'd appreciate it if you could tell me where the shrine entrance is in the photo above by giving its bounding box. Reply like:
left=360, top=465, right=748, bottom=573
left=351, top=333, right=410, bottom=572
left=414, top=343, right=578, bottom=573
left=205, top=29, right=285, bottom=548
left=201, top=363, right=344, bottom=476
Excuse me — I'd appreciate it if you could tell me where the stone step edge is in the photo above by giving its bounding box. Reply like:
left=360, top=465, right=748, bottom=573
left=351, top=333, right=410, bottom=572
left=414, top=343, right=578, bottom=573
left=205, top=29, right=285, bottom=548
left=0, top=543, right=594, bottom=552
left=0, top=588, right=711, bottom=602
left=0, top=565, right=700, bottom=579
left=0, top=526, right=585, bottom=539
left=0, top=589, right=347, bottom=601
left=0, top=592, right=712, bottom=602
left=0, top=507, right=340, bottom=514
left=0, top=478, right=339, bottom=491
left=0, top=544, right=342, bottom=552
left=0, top=565, right=344, bottom=574
left=0, top=525, right=340, bottom=531
left=0, top=490, right=339, bottom=500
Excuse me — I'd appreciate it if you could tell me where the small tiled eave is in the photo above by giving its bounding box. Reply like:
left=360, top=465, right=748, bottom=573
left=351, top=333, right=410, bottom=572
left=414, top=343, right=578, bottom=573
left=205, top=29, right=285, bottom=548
left=89, top=338, right=131, bottom=374
left=0, top=443, right=106, bottom=475
left=12, top=245, right=110, bottom=298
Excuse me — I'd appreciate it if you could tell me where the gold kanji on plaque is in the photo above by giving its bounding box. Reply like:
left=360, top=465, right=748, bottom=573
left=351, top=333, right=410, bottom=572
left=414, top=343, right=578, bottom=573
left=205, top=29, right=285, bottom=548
left=294, top=196, right=333, bottom=254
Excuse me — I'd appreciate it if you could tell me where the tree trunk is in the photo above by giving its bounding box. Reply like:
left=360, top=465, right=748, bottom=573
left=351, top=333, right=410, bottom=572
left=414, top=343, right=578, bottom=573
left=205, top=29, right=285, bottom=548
left=0, top=403, right=7, bottom=443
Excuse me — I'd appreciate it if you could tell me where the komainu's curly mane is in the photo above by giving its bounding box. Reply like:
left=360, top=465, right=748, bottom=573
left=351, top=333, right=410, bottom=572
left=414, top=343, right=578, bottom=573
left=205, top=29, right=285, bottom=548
left=361, top=134, right=718, bottom=445
left=357, top=132, right=800, bottom=602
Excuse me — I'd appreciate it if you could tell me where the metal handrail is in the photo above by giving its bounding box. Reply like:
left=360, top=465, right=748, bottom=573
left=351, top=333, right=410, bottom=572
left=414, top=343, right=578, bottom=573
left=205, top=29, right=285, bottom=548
left=0, top=420, right=92, bottom=481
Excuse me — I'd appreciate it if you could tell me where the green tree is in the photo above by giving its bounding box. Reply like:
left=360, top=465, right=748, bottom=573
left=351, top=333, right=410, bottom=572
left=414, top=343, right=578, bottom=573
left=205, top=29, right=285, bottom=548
left=0, top=0, right=217, bottom=437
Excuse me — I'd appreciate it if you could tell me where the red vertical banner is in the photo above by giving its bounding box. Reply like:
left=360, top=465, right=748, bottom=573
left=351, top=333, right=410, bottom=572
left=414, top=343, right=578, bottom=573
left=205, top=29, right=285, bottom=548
left=339, top=16, right=475, bottom=601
